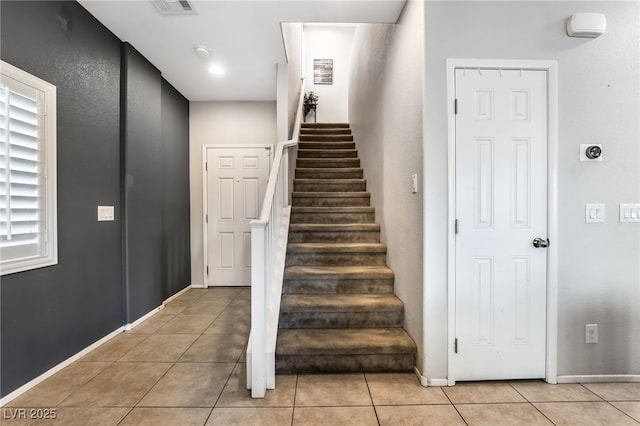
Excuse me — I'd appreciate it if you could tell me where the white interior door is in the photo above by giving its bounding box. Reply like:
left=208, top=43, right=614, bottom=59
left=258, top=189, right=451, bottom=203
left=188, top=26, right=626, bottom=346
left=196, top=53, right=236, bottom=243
left=206, top=146, right=270, bottom=286
left=454, top=68, right=548, bottom=380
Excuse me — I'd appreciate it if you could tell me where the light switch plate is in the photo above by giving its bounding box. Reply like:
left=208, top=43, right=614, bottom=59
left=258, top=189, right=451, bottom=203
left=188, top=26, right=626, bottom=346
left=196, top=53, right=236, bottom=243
left=585, top=204, right=605, bottom=223
left=620, top=203, right=640, bottom=223
left=98, top=206, right=115, bottom=221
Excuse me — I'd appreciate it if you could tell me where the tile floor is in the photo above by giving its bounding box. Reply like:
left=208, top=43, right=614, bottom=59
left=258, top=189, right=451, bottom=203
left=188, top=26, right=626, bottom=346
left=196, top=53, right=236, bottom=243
left=3, top=287, right=640, bottom=425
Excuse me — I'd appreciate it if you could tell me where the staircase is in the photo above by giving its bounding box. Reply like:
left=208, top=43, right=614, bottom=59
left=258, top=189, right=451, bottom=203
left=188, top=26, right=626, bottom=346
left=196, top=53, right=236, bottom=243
left=275, top=122, right=417, bottom=374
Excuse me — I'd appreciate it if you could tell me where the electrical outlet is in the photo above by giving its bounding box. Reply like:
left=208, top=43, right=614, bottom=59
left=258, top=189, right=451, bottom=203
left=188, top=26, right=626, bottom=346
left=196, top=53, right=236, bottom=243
left=585, top=324, right=598, bottom=344
left=411, top=173, right=418, bottom=194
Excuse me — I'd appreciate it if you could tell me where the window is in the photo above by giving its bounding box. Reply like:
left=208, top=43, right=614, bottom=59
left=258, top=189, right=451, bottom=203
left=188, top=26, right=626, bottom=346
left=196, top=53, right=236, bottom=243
left=0, top=61, right=57, bottom=275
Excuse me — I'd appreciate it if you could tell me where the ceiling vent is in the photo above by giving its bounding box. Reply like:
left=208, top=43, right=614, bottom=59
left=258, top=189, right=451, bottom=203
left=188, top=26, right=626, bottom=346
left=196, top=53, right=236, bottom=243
left=151, top=0, right=197, bottom=15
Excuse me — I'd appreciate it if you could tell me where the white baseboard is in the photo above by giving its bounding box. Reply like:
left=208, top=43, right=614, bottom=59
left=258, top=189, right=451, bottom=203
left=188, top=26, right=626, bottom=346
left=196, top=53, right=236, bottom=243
left=1, top=287, right=192, bottom=406
left=414, top=367, right=428, bottom=387
left=557, top=375, right=640, bottom=384
left=413, top=368, right=449, bottom=387
left=190, top=283, right=207, bottom=289
left=124, top=306, right=162, bottom=331
left=427, top=378, right=449, bottom=387
left=0, top=326, right=124, bottom=407
left=163, top=285, right=191, bottom=304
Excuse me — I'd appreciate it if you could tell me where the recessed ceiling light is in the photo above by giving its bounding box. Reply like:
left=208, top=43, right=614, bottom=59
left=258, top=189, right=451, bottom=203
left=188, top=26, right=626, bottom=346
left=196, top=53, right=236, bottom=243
left=209, top=65, right=225, bottom=76
left=194, top=45, right=210, bottom=58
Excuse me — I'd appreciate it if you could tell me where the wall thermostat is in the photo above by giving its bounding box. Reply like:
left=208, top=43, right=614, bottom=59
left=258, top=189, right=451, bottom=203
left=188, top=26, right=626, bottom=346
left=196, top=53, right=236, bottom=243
left=580, top=144, right=603, bottom=162
left=586, top=145, right=601, bottom=159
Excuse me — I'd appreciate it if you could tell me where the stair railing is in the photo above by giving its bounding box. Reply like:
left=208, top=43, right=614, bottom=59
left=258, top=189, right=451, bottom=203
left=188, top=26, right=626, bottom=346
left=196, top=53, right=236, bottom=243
left=247, top=82, right=305, bottom=398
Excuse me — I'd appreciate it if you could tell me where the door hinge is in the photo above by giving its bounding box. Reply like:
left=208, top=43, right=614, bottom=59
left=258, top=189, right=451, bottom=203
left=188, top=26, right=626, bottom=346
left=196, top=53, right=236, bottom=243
left=454, top=338, right=458, bottom=354
left=206, top=266, right=209, bottom=276
left=454, top=98, right=458, bottom=115
left=205, top=162, right=208, bottom=171
left=455, top=219, right=459, bottom=234
left=205, top=214, right=208, bottom=223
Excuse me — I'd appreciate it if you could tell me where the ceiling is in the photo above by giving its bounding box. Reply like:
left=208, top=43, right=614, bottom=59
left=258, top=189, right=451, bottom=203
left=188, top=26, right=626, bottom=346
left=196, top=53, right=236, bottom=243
left=78, top=0, right=406, bottom=101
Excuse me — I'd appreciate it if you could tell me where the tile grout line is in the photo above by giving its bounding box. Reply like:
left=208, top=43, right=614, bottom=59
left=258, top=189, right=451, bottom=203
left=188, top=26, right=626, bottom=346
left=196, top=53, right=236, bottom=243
left=579, top=382, right=606, bottom=401
left=575, top=382, right=640, bottom=424
left=290, top=374, right=299, bottom=426
left=604, top=399, right=640, bottom=424
left=119, top=288, right=233, bottom=425
left=53, top=359, right=118, bottom=409
left=363, top=373, right=381, bottom=426
left=507, top=382, right=557, bottom=425
left=204, top=289, right=248, bottom=424
left=440, top=385, right=469, bottom=425
left=206, top=361, right=239, bottom=424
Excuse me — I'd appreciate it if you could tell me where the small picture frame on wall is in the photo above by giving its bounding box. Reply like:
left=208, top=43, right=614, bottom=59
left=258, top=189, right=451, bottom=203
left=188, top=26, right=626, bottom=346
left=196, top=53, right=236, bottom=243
left=314, top=59, right=333, bottom=85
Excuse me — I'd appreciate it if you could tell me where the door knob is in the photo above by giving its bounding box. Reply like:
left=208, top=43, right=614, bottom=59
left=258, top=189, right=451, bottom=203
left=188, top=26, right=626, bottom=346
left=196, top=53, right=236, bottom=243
left=532, top=237, right=549, bottom=248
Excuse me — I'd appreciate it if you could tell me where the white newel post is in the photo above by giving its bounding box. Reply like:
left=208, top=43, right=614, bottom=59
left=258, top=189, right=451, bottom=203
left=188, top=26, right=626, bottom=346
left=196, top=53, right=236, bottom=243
left=250, top=222, right=267, bottom=398
left=247, top=81, right=304, bottom=398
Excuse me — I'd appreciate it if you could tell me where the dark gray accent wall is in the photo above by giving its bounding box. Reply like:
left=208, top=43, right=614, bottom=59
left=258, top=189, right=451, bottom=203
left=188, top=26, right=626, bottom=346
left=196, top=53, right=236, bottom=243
left=0, top=1, right=122, bottom=396
left=0, top=1, right=191, bottom=397
left=161, top=80, right=191, bottom=300
left=121, top=44, right=164, bottom=321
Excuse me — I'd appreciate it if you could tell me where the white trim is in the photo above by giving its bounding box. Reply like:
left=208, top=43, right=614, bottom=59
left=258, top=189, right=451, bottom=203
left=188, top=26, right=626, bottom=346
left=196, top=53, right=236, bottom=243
left=124, top=306, right=162, bottom=331
left=0, top=326, right=123, bottom=407
left=446, top=58, right=559, bottom=386
left=416, top=366, right=449, bottom=387
left=162, top=285, right=191, bottom=305
left=415, top=367, right=450, bottom=387
left=201, top=144, right=273, bottom=288
left=557, top=375, right=640, bottom=384
left=0, top=60, right=57, bottom=276
left=414, top=367, right=428, bottom=387
left=446, top=59, right=458, bottom=388
left=545, top=62, right=559, bottom=385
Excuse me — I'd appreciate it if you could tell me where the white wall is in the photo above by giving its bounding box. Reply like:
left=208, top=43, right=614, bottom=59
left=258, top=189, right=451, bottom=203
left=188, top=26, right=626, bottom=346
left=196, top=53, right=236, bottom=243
left=349, top=0, right=425, bottom=375
left=423, top=1, right=640, bottom=380
left=282, top=22, right=304, bottom=139
left=189, top=102, right=277, bottom=286
left=304, top=25, right=355, bottom=123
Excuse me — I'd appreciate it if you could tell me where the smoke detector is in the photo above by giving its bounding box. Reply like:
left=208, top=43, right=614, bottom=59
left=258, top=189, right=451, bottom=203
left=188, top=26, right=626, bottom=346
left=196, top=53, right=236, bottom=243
left=194, top=46, right=210, bottom=58
left=151, top=0, right=197, bottom=15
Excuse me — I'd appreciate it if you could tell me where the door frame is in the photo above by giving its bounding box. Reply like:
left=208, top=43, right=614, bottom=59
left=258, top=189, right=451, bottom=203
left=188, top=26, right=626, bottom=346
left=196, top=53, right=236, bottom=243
left=446, top=59, right=558, bottom=385
left=202, top=144, right=272, bottom=288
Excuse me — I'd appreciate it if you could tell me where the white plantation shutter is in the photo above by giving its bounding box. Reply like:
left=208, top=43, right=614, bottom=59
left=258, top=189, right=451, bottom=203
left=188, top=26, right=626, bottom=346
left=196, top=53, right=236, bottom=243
left=0, top=61, right=57, bottom=275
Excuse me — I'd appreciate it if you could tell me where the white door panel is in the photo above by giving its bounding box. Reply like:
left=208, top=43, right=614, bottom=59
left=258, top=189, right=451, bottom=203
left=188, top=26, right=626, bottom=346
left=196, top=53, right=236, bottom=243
left=455, top=69, right=547, bottom=380
left=206, top=147, right=270, bottom=286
